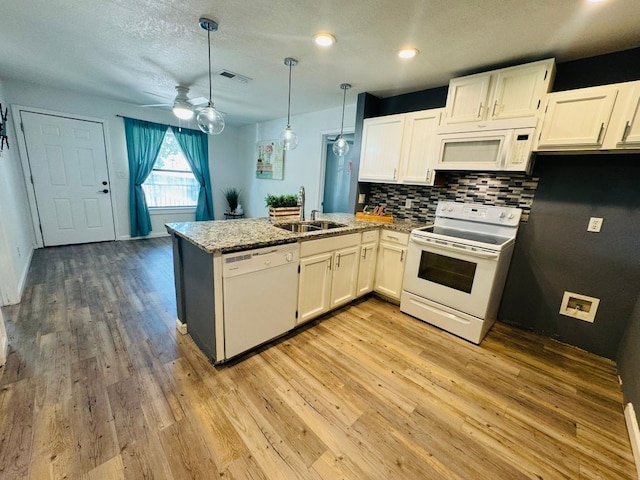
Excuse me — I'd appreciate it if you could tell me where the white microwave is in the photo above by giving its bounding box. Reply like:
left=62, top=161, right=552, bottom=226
left=435, top=118, right=537, bottom=173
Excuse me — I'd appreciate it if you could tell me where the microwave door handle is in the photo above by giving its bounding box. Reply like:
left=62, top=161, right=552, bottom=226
left=500, top=134, right=513, bottom=168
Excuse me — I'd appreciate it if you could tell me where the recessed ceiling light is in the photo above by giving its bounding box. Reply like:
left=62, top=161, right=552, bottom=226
left=313, top=33, right=336, bottom=47
left=398, top=48, right=419, bottom=59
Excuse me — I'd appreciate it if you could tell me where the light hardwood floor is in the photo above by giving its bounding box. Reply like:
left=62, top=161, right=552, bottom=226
left=0, top=237, right=636, bottom=479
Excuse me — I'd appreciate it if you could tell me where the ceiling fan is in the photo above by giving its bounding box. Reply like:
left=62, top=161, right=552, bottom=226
left=141, top=86, right=209, bottom=120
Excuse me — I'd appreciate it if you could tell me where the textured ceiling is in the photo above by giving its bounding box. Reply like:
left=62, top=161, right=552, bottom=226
left=1, top=0, right=640, bottom=126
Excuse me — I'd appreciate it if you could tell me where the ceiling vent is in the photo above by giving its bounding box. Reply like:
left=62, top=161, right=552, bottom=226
left=215, top=69, right=252, bottom=84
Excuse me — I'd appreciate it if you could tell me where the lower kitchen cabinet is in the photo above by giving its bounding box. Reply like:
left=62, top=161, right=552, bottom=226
left=357, top=230, right=379, bottom=296
left=297, top=233, right=361, bottom=324
left=374, top=230, right=409, bottom=301
left=298, top=252, right=332, bottom=324
left=329, top=245, right=360, bottom=308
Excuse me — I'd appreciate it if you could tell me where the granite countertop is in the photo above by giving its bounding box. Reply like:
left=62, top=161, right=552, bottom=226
left=165, top=213, right=425, bottom=254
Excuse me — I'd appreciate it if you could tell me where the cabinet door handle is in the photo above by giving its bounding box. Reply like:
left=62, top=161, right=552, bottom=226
left=387, top=235, right=399, bottom=241
left=621, top=121, right=631, bottom=142
left=597, top=122, right=605, bottom=144
left=393, top=168, right=397, bottom=179
left=492, top=100, right=498, bottom=117
left=425, top=169, right=430, bottom=181
left=362, top=248, right=367, bottom=260
left=327, top=258, right=332, bottom=270
left=400, top=250, right=405, bottom=262
left=336, top=253, right=341, bottom=269
left=477, top=102, right=484, bottom=119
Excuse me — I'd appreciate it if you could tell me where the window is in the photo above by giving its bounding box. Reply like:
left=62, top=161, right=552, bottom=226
left=142, top=128, right=199, bottom=208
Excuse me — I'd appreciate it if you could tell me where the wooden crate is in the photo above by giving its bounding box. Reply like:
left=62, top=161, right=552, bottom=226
left=269, top=206, right=301, bottom=222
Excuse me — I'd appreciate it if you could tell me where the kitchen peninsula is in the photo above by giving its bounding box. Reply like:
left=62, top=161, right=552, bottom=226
left=166, top=214, right=420, bottom=364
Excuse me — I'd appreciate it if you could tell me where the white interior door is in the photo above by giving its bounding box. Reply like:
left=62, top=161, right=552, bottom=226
left=21, top=112, right=115, bottom=246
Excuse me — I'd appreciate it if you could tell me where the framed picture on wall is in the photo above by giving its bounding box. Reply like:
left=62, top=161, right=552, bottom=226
left=256, top=139, right=284, bottom=180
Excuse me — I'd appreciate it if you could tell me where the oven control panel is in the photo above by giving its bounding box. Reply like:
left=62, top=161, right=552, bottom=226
left=436, top=201, right=521, bottom=226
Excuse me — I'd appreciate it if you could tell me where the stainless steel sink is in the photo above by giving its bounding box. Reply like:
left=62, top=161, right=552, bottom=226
left=273, top=220, right=347, bottom=233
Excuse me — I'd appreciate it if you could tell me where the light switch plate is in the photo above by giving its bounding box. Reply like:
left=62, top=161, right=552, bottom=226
left=588, top=217, right=603, bottom=232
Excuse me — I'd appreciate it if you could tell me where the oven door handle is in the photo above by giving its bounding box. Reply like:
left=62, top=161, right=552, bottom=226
left=410, top=237, right=500, bottom=260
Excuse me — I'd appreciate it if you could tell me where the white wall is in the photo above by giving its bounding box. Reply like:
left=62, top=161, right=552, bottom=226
left=0, top=77, right=36, bottom=305
left=2, top=79, right=247, bottom=243
left=238, top=103, right=356, bottom=219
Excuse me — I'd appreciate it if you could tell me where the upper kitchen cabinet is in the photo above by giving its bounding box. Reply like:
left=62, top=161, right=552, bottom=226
left=443, top=58, right=555, bottom=125
left=398, top=109, right=443, bottom=185
left=358, top=114, right=405, bottom=182
left=359, top=108, right=443, bottom=186
left=536, top=80, right=640, bottom=151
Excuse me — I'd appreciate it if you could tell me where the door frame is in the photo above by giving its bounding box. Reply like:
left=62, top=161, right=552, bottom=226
left=318, top=128, right=355, bottom=212
left=11, top=105, right=117, bottom=248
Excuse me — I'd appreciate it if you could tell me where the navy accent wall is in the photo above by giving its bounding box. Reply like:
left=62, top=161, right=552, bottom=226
left=618, top=294, right=640, bottom=408
left=498, top=154, right=640, bottom=359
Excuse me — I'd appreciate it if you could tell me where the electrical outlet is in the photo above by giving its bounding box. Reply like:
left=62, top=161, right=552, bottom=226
left=587, top=217, right=603, bottom=232
left=405, top=198, right=412, bottom=209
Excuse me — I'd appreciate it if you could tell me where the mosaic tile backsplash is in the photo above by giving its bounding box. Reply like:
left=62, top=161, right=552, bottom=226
left=367, top=172, right=539, bottom=223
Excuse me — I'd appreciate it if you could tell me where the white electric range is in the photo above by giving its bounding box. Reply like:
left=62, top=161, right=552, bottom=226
left=400, top=201, right=522, bottom=344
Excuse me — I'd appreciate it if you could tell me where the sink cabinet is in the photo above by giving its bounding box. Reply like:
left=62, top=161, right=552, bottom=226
left=297, top=233, right=361, bottom=324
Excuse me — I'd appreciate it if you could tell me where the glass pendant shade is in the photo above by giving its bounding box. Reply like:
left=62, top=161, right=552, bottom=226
left=197, top=103, right=225, bottom=135
left=279, top=125, right=298, bottom=150
left=332, top=135, right=349, bottom=156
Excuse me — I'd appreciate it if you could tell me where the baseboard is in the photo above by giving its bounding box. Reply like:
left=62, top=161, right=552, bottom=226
left=16, top=245, right=34, bottom=300
left=176, top=318, right=187, bottom=335
left=119, top=231, right=170, bottom=241
left=624, top=402, right=640, bottom=479
left=0, top=310, right=8, bottom=366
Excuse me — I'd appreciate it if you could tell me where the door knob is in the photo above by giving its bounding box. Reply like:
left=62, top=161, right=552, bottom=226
left=98, top=189, right=109, bottom=194
left=102, top=181, right=108, bottom=185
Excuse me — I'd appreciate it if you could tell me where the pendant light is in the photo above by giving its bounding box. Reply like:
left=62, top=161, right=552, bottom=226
left=332, top=83, right=351, bottom=157
left=279, top=57, right=299, bottom=150
left=196, top=17, right=225, bottom=135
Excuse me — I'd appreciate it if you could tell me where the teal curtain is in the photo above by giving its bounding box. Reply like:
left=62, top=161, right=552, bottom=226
left=124, top=118, right=167, bottom=237
left=173, top=127, right=214, bottom=221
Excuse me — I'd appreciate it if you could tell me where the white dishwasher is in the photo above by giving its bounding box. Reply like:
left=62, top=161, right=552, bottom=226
left=222, top=243, right=299, bottom=359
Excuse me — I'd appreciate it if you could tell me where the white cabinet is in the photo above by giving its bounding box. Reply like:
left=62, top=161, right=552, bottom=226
left=359, top=109, right=442, bottom=186
left=358, top=114, right=405, bottom=182
left=535, top=80, right=640, bottom=151
left=399, top=109, right=442, bottom=185
left=298, top=252, right=333, bottom=324
left=297, top=233, right=361, bottom=324
left=444, top=58, right=555, bottom=124
left=374, top=230, right=409, bottom=301
left=356, top=230, right=378, bottom=296
left=329, top=245, right=360, bottom=308
left=617, top=84, right=640, bottom=146
left=536, top=85, right=618, bottom=149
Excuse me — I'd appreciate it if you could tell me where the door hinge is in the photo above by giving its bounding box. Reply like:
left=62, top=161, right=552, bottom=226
left=20, top=122, right=24, bottom=132
left=38, top=223, right=43, bottom=235
left=297, top=265, right=300, bottom=274
left=537, top=99, right=541, bottom=109
left=295, top=310, right=298, bottom=319
left=544, top=69, right=548, bottom=81
left=30, top=175, right=34, bottom=185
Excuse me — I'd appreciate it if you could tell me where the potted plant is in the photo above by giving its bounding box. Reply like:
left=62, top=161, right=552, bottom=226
left=223, top=187, right=241, bottom=213
left=265, top=193, right=300, bottom=222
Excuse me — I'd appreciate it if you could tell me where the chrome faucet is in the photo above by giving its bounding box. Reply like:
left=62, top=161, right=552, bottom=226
left=298, top=186, right=305, bottom=221
left=311, top=209, right=319, bottom=221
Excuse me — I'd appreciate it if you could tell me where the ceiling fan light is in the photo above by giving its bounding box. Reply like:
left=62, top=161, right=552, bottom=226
left=172, top=103, right=194, bottom=120
left=196, top=104, right=225, bottom=135
left=332, top=135, right=350, bottom=157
